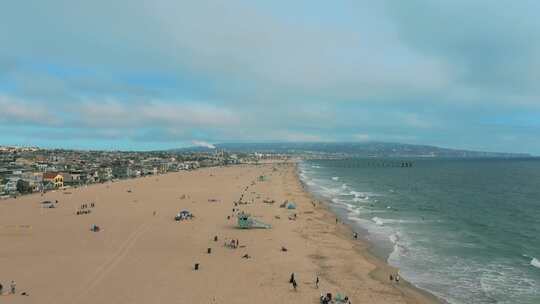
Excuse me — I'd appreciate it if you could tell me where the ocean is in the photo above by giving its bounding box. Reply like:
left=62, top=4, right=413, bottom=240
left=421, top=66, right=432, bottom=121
left=298, top=158, right=540, bottom=304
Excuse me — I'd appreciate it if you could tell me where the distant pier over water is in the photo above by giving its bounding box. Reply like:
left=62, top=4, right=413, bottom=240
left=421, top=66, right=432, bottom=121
left=315, top=159, right=415, bottom=168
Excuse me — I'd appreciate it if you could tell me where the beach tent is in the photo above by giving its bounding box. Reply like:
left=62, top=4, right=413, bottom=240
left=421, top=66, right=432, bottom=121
left=237, top=212, right=271, bottom=229
left=334, top=293, right=348, bottom=303
left=287, top=202, right=297, bottom=209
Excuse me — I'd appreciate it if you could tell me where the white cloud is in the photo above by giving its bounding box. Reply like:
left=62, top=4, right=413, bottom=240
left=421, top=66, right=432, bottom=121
left=140, top=101, right=237, bottom=127
left=151, top=1, right=450, bottom=100
left=0, top=95, right=57, bottom=125
left=191, top=140, right=216, bottom=149
left=75, top=98, right=238, bottom=128
left=0, top=1, right=452, bottom=102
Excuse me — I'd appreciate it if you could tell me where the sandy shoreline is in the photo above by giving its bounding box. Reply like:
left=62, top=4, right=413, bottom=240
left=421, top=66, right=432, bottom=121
left=1, top=162, right=441, bottom=303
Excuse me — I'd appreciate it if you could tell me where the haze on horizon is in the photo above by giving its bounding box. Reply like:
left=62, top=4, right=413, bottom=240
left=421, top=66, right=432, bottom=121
left=1, top=1, right=539, bottom=154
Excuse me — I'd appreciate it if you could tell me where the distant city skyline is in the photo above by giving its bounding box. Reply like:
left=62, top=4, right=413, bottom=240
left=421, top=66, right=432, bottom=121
left=1, top=1, right=539, bottom=153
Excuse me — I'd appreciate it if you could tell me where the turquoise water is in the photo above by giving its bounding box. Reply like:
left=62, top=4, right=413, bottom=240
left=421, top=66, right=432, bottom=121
left=298, top=158, right=540, bottom=304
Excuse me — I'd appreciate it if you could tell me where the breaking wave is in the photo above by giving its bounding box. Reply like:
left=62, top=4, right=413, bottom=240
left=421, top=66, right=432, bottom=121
left=531, top=257, right=540, bottom=269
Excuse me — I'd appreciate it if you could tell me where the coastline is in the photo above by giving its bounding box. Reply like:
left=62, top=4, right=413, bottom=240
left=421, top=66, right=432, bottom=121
left=1, top=162, right=442, bottom=303
left=292, top=161, right=444, bottom=304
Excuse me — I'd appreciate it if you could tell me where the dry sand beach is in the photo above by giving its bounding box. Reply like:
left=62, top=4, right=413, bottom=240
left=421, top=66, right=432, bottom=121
left=0, top=162, right=439, bottom=303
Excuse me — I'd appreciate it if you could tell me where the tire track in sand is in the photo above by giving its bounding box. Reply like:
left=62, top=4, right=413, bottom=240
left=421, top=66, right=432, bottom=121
left=62, top=222, right=153, bottom=304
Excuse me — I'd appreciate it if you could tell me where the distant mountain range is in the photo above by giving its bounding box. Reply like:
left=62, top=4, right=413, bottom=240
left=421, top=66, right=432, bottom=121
left=176, top=142, right=532, bottom=158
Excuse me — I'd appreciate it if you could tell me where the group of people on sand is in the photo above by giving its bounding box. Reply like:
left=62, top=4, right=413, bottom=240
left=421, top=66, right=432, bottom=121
left=0, top=280, right=16, bottom=295
left=76, top=202, right=95, bottom=215
left=389, top=273, right=400, bottom=284
left=224, top=239, right=240, bottom=249
left=288, top=273, right=353, bottom=303
left=80, top=202, right=95, bottom=209
left=320, top=292, right=351, bottom=304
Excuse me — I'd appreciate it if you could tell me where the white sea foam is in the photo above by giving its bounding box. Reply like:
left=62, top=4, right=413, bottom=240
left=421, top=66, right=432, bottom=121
left=343, top=202, right=358, bottom=211
left=380, top=218, right=420, bottom=225
left=332, top=198, right=360, bottom=213
left=350, top=208, right=362, bottom=215
left=350, top=190, right=364, bottom=198
left=531, top=257, right=540, bottom=269
left=388, top=233, right=410, bottom=263
left=479, top=262, right=540, bottom=301
left=371, top=217, right=414, bottom=226
left=389, top=232, right=400, bottom=244
left=365, top=209, right=388, bottom=214
left=350, top=190, right=377, bottom=198
left=331, top=176, right=339, bottom=181
left=372, top=216, right=384, bottom=226
left=311, top=165, right=321, bottom=169
left=350, top=191, right=369, bottom=202
left=318, top=185, right=348, bottom=197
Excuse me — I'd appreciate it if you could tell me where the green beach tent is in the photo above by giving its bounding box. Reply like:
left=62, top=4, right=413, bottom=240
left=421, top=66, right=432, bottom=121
left=237, top=212, right=271, bottom=229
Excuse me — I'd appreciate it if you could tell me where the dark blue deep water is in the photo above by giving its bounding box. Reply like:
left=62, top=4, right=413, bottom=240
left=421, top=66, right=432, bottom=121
left=299, top=158, right=540, bottom=304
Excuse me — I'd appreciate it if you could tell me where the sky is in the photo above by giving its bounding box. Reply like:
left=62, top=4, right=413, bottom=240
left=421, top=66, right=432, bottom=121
left=1, top=0, right=539, bottom=153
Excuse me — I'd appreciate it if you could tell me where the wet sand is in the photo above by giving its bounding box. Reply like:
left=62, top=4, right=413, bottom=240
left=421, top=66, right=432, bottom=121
left=0, top=162, right=440, bottom=303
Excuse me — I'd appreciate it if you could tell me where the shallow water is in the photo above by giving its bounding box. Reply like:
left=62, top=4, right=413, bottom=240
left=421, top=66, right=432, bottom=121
left=299, top=158, right=540, bottom=304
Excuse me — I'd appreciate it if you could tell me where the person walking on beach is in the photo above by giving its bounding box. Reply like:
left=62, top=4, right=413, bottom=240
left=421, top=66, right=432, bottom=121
left=315, top=276, right=320, bottom=289
left=289, top=273, right=295, bottom=284
left=292, top=279, right=297, bottom=291
left=10, top=280, right=16, bottom=294
left=395, top=274, right=400, bottom=284
left=389, top=274, right=393, bottom=282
